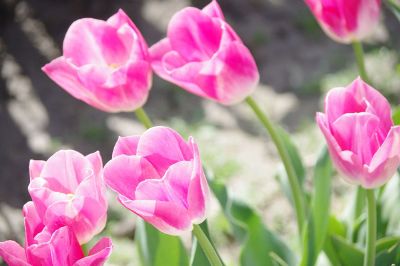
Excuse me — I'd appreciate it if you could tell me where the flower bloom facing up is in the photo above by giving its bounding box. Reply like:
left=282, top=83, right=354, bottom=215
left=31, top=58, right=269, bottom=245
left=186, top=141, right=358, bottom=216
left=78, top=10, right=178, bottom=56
left=150, top=0, right=259, bottom=105
left=316, top=77, right=400, bottom=188
left=305, top=0, right=381, bottom=43
left=0, top=202, right=112, bottom=266
left=28, top=150, right=108, bottom=244
left=42, top=9, right=152, bottom=112
left=104, top=126, right=209, bottom=235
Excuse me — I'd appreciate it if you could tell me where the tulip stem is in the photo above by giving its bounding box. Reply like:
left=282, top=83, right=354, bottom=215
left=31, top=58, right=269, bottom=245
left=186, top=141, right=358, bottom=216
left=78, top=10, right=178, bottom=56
left=245, top=96, right=306, bottom=234
left=364, top=189, right=376, bottom=266
left=193, top=224, right=223, bottom=266
left=352, top=41, right=370, bottom=83
left=135, top=107, right=153, bottom=129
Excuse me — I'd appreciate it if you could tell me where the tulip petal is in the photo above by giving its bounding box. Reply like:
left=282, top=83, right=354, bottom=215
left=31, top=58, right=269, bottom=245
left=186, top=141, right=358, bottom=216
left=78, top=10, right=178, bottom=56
left=0, top=241, right=29, bottom=266
left=40, top=150, right=92, bottom=192
left=168, top=7, right=222, bottom=61
left=202, top=0, right=225, bottom=19
left=27, top=226, right=83, bottom=266
left=23, top=202, right=45, bottom=247
left=112, top=136, right=141, bottom=157
left=349, top=78, right=392, bottom=133
left=135, top=161, right=193, bottom=207
left=316, top=112, right=363, bottom=183
left=29, top=160, right=46, bottom=180
left=330, top=112, right=380, bottom=164
left=137, top=127, right=193, bottom=175
left=42, top=57, right=112, bottom=111
left=365, top=126, right=400, bottom=188
left=74, top=237, right=112, bottom=266
left=43, top=197, right=106, bottom=244
left=119, top=198, right=192, bottom=235
left=104, top=155, right=159, bottom=199
left=63, top=18, right=129, bottom=66
left=187, top=138, right=208, bottom=223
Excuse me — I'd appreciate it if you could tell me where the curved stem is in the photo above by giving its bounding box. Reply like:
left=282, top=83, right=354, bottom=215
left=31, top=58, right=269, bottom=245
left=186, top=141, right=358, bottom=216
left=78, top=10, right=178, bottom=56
left=193, top=224, right=223, bottom=266
left=352, top=41, right=370, bottom=83
left=364, top=189, right=376, bottom=266
left=135, top=107, right=153, bottom=129
left=245, top=96, right=306, bottom=234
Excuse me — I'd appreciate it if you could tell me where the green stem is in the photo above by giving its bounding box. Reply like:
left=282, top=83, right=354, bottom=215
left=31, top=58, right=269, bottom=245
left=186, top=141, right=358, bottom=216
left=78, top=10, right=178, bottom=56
left=352, top=41, right=370, bottom=83
left=135, top=107, right=153, bottom=129
left=193, top=224, right=223, bottom=266
left=364, top=189, right=376, bottom=266
left=245, top=96, right=306, bottom=234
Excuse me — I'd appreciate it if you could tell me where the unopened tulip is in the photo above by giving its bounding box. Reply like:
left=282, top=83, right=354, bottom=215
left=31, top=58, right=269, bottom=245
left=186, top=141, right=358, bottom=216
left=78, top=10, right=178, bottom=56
left=316, top=77, right=400, bottom=188
left=0, top=202, right=112, bottom=266
left=305, top=0, right=381, bottom=43
left=104, top=126, right=209, bottom=235
left=42, top=9, right=152, bottom=112
left=28, top=150, right=108, bottom=244
left=150, top=0, right=259, bottom=105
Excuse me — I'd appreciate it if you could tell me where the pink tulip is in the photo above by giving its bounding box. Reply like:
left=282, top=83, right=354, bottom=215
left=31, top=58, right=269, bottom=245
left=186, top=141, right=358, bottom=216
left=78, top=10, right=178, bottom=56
left=150, top=0, right=259, bottom=105
left=28, top=150, right=108, bottom=244
left=104, top=126, right=209, bottom=235
left=42, top=9, right=152, bottom=112
left=305, top=0, right=381, bottom=43
left=0, top=202, right=112, bottom=266
left=316, top=77, right=400, bottom=188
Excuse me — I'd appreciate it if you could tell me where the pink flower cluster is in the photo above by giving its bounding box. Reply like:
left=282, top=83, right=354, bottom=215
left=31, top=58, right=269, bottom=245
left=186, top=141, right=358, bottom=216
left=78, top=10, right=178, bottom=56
left=42, top=1, right=259, bottom=111
left=0, top=151, right=112, bottom=265
left=0, top=127, right=209, bottom=265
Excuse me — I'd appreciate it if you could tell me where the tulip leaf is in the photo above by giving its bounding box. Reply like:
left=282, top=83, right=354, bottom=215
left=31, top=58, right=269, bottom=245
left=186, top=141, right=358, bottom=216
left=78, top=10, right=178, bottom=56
left=323, top=216, right=347, bottom=266
left=392, top=106, right=400, bottom=125
left=190, top=221, right=216, bottom=266
left=378, top=175, right=400, bottom=236
left=386, top=0, right=400, bottom=22
left=301, top=147, right=332, bottom=266
left=136, top=219, right=189, bottom=266
left=375, top=237, right=400, bottom=265
left=328, top=235, right=364, bottom=266
left=207, top=174, right=297, bottom=266
left=274, top=127, right=307, bottom=206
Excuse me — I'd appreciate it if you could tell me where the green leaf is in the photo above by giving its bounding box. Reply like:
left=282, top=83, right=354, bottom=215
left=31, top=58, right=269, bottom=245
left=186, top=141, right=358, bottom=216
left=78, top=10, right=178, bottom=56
left=386, top=0, right=400, bottom=22
left=329, top=235, right=364, bottom=266
left=323, top=216, right=347, bottom=266
left=190, top=222, right=213, bottom=266
left=375, top=237, right=400, bottom=265
left=392, top=106, right=400, bottom=125
left=275, top=127, right=307, bottom=206
left=136, top=219, right=189, bottom=266
left=301, top=148, right=332, bottom=266
left=208, top=175, right=296, bottom=266
left=379, top=175, right=400, bottom=236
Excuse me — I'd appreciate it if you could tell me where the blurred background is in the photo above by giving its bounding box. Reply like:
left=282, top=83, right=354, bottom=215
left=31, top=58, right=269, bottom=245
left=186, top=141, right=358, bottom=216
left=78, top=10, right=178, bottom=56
left=0, top=0, right=399, bottom=265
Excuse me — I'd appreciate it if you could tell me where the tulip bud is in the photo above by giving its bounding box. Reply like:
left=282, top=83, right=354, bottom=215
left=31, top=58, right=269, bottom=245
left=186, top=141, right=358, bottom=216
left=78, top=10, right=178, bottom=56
left=42, top=9, right=152, bottom=112
left=317, top=77, right=400, bottom=188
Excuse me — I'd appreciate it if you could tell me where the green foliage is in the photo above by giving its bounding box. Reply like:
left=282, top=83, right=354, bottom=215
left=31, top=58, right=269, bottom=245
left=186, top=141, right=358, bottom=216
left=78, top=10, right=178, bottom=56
left=301, top=148, right=332, bottom=266
left=135, top=219, right=189, bottom=266
left=208, top=174, right=296, bottom=266
left=386, top=0, right=400, bottom=21
left=275, top=127, right=307, bottom=206
left=392, top=106, right=400, bottom=125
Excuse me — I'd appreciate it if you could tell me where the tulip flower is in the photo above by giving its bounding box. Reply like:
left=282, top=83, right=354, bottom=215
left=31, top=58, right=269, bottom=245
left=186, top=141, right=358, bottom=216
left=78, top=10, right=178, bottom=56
left=304, top=0, right=381, bottom=43
left=0, top=202, right=112, bottom=266
left=316, top=77, right=400, bottom=188
left=28, top=150, right=108, bottom=244
left=150, top=0, right=259, bottom=105
left=42, top=9, right=152, bottom=112
left=104, top=126, right=209, bottom=235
